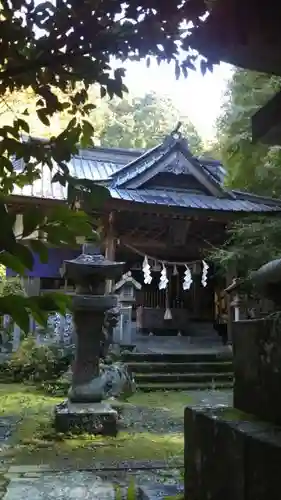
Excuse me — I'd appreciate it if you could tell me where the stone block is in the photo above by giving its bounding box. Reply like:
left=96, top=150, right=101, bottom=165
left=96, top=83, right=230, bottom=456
left=184, top=404, right=281, bottom=500
left=233, top=318, right=281, bottom=425
left=3, top=472, right=114, bottom=500
left=54, top=400, right=118, bottom=436
left=139, top=483, right=184, bottom=499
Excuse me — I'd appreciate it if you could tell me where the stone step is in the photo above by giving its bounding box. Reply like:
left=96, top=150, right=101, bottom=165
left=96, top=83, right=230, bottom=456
left=126, top=361, right=233, bottom=374
left=122, top=351, right=232, bottom=364
left=137, top=381, right=234, bottom=391
left=134, top=372, right=233, bottom=384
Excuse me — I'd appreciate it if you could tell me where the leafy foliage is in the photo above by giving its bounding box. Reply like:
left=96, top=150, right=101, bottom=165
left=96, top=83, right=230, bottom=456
left=209, top=216, right=281, bottom=275
left=0, top=0, right=210, bottom=328
left=99, top=92, right=203, bottom=153
left=210, top=69, right=281, bottom=274
left=0, top=89, right=203, bottom=153
left=0, top=275, right=24, bottom=296
left=0, top=336, right=71, bottom=383
left=216, top=68, right=281, bottom=195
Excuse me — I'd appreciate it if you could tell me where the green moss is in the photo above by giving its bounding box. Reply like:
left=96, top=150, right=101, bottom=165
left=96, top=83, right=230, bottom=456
left=211, top=407, right=258, bottom=422
left=128, top=390, right=193, bottom=418
left=0, top=384, right=184, bottom=468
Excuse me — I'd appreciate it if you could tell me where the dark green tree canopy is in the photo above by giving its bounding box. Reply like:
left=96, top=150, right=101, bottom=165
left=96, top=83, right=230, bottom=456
left=216, top=69, right=281, bottom=196
left=211, top=69, right=281, bottom=275
left=0, top=0, right=210, bottom=328
left=0, top=0, right=211, bottom=189
left=99, top=92, right=203, bottom=153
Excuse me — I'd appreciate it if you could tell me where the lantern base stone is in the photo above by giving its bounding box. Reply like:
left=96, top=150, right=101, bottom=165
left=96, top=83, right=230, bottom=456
left=54, top=400, right=118, bottom=436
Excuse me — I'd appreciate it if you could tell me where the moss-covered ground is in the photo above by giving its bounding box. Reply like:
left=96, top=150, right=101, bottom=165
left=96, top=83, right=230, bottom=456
left=0, top=384, right=192, bottom=468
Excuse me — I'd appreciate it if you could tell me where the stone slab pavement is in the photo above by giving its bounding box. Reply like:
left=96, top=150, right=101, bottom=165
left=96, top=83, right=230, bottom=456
left=0, top=469, right=184, bottom=500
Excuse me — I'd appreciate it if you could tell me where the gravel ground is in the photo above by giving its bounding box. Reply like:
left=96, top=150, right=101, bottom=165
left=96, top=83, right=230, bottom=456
left=118, top=389, right=232, bottom=435
left=120, top=405, right=183, bottom=434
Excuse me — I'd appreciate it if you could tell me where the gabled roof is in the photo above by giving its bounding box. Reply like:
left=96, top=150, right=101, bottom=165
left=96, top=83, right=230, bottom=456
left=113, top=272, right=142, bottom=291
left=109, top=132, right=232, bottom=199
left=10, top=131, right=281, bottom=214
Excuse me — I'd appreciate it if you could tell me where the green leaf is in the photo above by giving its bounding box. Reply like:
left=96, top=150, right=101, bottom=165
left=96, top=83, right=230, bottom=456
left=12, top=306, right=30, bottom=334
left=200, top=59, right=208, bottom=76
left=13, top=243, right=34, bottom=270
left=0, top=252, right=27, bottom=275
left=83, top=103, right=96, bottom=113
left=29, top=239, right=49, bottom=263
left=16, top=119, right=30, bottom=134
left=88, top=183, right=111, bottom=205
left=51, top=172, right=66, bottom=186
left=37, top=109, right=50, bottom=126
left=22, top=208, right=46, bottom=238
left=0, top=157, right=14, bottom=173
left=0, top=203, right=17, bottom=252
left=26, top=297, right=49, bottom=327
left=175, top=61, right=180, bottom=80
left=100, top=87, right=107, bottom=98
left=44, top=226, right=75, bottom=246
left=35, top=293, right=71, bottom=314
left=0, top=295, right=30, bottom=333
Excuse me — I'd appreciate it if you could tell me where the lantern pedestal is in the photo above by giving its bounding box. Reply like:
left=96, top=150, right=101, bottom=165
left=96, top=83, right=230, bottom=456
left=55, top=401, right=118, bottom=437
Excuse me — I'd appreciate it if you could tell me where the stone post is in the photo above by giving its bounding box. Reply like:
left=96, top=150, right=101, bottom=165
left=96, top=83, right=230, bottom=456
left=54, top=242, right=124, bottom=436
left=184, top=258, right=281, bottom=500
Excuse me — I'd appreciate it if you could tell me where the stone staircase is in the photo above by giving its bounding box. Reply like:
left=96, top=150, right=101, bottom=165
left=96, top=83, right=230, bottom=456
left=122, top=350, right=233, bottom=391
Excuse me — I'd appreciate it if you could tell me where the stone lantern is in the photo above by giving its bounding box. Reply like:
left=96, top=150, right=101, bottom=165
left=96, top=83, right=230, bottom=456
left=112, top=271, right=142, bottom=346
left=54, top=242, right=124, bottom=436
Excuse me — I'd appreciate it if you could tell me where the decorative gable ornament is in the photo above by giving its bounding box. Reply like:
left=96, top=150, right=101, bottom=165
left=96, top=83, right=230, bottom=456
left=164, top=152, right=191, bottom=176
left=113, top=271, right=142, bottom=292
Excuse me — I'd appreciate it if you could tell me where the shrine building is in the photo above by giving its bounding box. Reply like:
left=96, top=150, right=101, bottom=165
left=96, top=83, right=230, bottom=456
left=7, top=129, right=281, bottom=342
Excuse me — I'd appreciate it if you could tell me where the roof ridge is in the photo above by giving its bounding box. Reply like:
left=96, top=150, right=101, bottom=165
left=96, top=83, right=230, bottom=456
left=232, top=189, right=281, bottom=204
left=109, top=142, right=166, bottom=184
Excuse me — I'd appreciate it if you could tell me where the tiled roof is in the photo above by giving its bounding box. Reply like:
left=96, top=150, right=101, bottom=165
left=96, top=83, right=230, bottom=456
left=10, top=136, right=281, bottom=214
left=109, top=135, right=227, bottom=193
left=109, top=188, right=281, bottom=213
left=12, top=146, right=139, bottom=199
left=69, top=146, right=140, bottom=181
left=12, top=171, right=281, bottom=213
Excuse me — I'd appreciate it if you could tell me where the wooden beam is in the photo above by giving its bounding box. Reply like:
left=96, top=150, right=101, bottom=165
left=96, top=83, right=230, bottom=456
left=104, top=211, right=116, bottom=293
left=8, top=195, right=64, bottom=208
left=252, top=89, right=281, bottom=145
left=189, top=0, right=281, bottom=77
left=104, top=198, right=266, bottom=222
left=226, top=261, right=236, bottom=344
left=120, top=237, right=167, bottom=250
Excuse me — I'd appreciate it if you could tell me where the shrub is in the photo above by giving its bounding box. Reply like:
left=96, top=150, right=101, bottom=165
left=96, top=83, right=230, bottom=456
left=5, top=336, right=71, bottom=382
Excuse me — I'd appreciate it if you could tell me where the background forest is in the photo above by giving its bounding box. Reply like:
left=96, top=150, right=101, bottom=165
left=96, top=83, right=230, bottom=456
left=211, top=69, right=281, bottom=274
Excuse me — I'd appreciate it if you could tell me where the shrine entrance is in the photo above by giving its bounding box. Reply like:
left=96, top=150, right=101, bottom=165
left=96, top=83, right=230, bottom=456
left=106, top=208, right=225, bottom=341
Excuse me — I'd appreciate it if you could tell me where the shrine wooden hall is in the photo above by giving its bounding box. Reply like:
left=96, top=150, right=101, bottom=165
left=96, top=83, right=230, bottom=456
left=8, top=129, right=281, bottom=344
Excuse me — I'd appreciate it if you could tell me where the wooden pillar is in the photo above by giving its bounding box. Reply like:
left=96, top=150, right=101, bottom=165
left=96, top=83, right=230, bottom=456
left=104, top=212, right=116, bottom=293
left=193, top=274, right=201, bottom=319
left=226, top=262, right=236, bottom=344
left=231, top=294, right=241, bottom=322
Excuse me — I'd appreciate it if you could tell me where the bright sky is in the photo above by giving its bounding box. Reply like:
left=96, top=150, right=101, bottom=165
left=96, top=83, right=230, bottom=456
left=122, top=59, right=234, bottom=144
